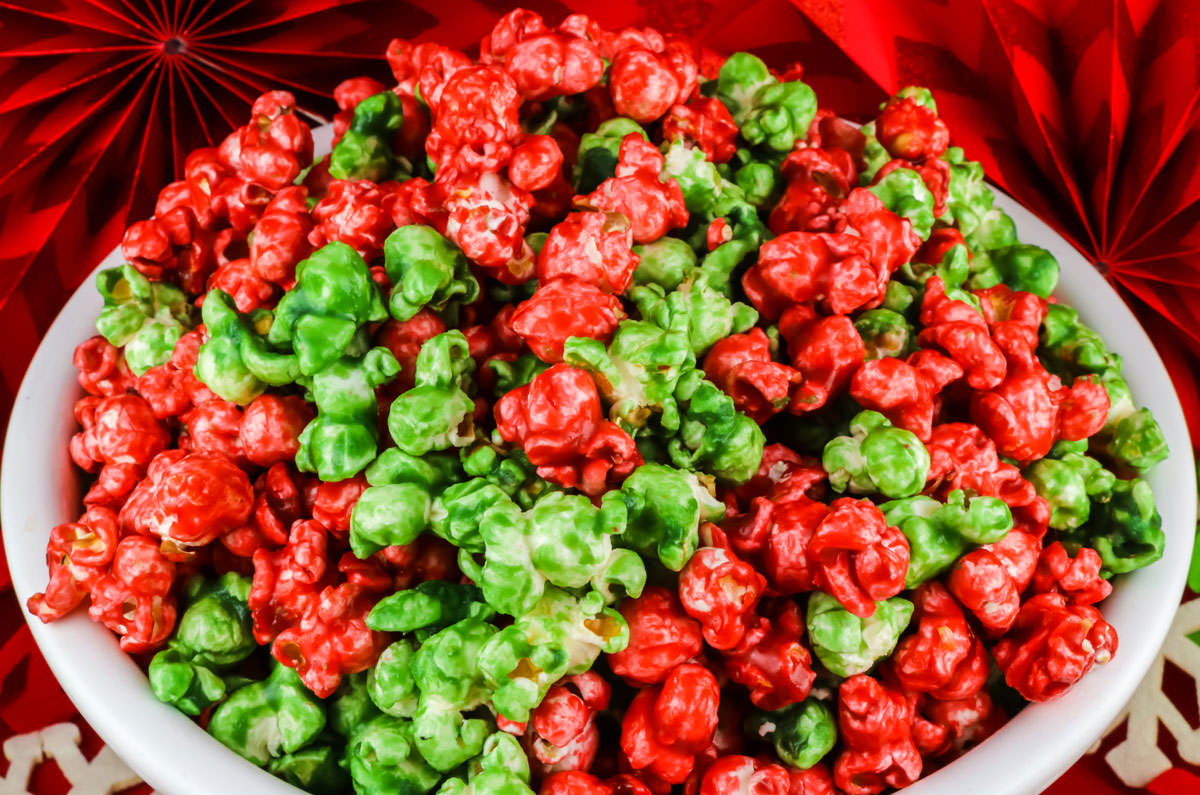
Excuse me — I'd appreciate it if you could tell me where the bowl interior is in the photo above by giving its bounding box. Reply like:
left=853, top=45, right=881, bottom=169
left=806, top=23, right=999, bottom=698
left=2, top=152, right=1194, bottom=795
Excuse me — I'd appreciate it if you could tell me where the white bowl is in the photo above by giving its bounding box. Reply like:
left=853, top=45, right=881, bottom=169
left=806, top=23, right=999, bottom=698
left=3, top=135, right=1195, bottom=793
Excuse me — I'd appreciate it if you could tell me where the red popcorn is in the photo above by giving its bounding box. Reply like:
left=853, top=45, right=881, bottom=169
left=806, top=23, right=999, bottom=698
left=210, top=175, right=275, bottom=236
left=970, top=326, right=1109, bottom=462
left=538, top=211, right=640, bottom=294
left=427, top=65, right=523, bottom=161
left=743, top=232, right=879, bottom=320
left=849, top=351, right=962, bottom=441
left=609, top=42, right=698, bottom=123
left=769, top=148, right=857, bottom=235
left=920, top=690, right=1005, bottom=757
left=250, top=185, right=314, bottom=288
left=579, top=135, right=688, bottom=244
left=1031, top=541, right=1112, bottom=606
left=218, top=92, right=312, bottom=192
left=703, top=328, right=802, bottom=424
left=945, top=545, right=1023, bottom=636
left=28, top=507, right=120, bottom=622
left=439, top=172, right=534, bottom=278
left=249, top=519, right=329, bottom=644
left=875, top=95, right=950, bottom=162
left=135, top=331, right=216, bottom=419
left=917, top=276, right=1006, bottom=391
left=608, top=586, right=704, bottom=686
left=208, top=257, right=277, bottom=312
left=698, top=756, right=790, bottom=795
left=528, top=672, right=612, bottom=777
left=777, top=306, right=866, bottom=414
left=505, top=30, right=605, bottom=100
left=621, top=663, right=721, bottom=784
left=732, top=444, right=826, bottom=508
left=120, top=450, right=254, bottom=549
left=74, top=336, right=136, bottom=397
left=510, top=134, right=567, bottom=192
left=678, top=528, right=767, bottom=650
left=309, top=179, right=394, bottom=262
left=891, top=582, right=989, bottom=700
left=480, top=8, right=548, bottom=62
left=239, top=394, right=314, bottom=469
left=723, top=600, right=816, bottom=710
left=181, top=399, right=245, bottom=463
left=120, top=218, right=175, bottom=282
left=309, top=475, right=369, bottom=536
left=838, top=188, right=921, bottom=284
left=786, top=765, right=837, bottom=795
left=87, top=535, right=178, bottom=653
left=662, top=98, right=739, bottom=163
left=757, top=497, right=831, bottom=593
left=992, top=592, right=1118, bottom=702
left=924, top=423, right=1038, bottom=507
left=834, top=675, right=923, bottom=795
left=807, top=498, right=909, bottom=618
left=223, top=463, right=305, bottom=557
left=495, top=363, right=642, bottom=495
left=69, top=394, right=169, bottom=474
left=541, top=772, right=654, bottom=795
left=511, top=278, right=625, bottom=363
left=272, top=580, right=387, bottom=698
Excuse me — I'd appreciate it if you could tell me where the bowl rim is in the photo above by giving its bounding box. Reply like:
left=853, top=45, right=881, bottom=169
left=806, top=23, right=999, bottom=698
left=2, top=148, right=1194, bottom=795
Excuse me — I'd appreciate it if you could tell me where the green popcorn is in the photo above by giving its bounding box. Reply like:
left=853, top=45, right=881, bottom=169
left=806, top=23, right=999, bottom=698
left=268, top=745, right=347, bottom=795
left=467, top=732, right=530, bottom=784
left=368, top=640, right=420, bottom=717
left=366, top=448, right=463, bottom=492
left=368, top=581, right=495, bottom=639
left=436, top=771, right=535, bottom=795
left=661, top=140, right=729, bottom=214
left=883, top=280, right=919, bottom=317
left=715, top=52, right=775, bottom=122
left=149, top=573, right=255, bottom=715
left=430, top=478, right=515, bottom=553
left=1090, top=372, right=1169, bottom=475
left=384, top=225, right=480, bottom=322
left=346, top=714, right=442, bottom=795
left=488, top=354, right=549, bottom=396
left=942, top=147, right=1018, bottom=254
left=148, top=648, right=227, bottom=717
left=1025, top=453, right=1116, bottom=530
left=868, top=168, right=935, bottom=240
left=630, top=281, right=757, bottom=357
left=296, top=347, right=400, bottom=480
left=459, top=491, right=645, bottom=618
left=194, top=290, right=301, bottom=404
left=734, top=159, right=778, bottom=208
left=668, top=369, right=766, bottom=483
left=478, top=587, right=629, bottom=723
left=95, top=265, right=195, bottom=375
left=823, top=410, right=930, bottom=498
left=564, top=319, right=696, bottom=432
left=985, top=243, right=1059, bottom=298
left=747, top=699, right=837, bottom=770
left=855, top=309, right=914, bottom=360
left=856, top=121, right=892, bottom=185
left=410, top=619, right=501, bottom=770
left=389, top=331, right=477, bottom=456
left=620, top=463, right=725, bottom=571
left=897, top=242, right=970, bottom=290
left=330, top=672, right=381, bottom=737
left=574, top=117, right=648, bottom=192
left=208, top=663, right=326, bottom=767
left=330, top=90, right=404, bottom=182
left=269, top=241, right=389, bottom=375
left=349, top=482, right=432, bottom=558
left=882, top=490, right=1012, bottom=587
left=806, top=592, right=914, bottom=677
left=632, top=237, right=698, bottom=291
left=1063, top=477, right=1164, bottom=576
left=1039, top=303, right=1122, bottom=378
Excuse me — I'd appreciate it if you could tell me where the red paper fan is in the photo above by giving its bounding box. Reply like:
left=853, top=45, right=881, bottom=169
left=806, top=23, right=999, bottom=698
left=788, top=0, right=1200, bottom=445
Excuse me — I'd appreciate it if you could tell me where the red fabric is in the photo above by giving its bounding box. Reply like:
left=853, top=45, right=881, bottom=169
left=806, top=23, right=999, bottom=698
left=0, top=1, right=1195, bottom=793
